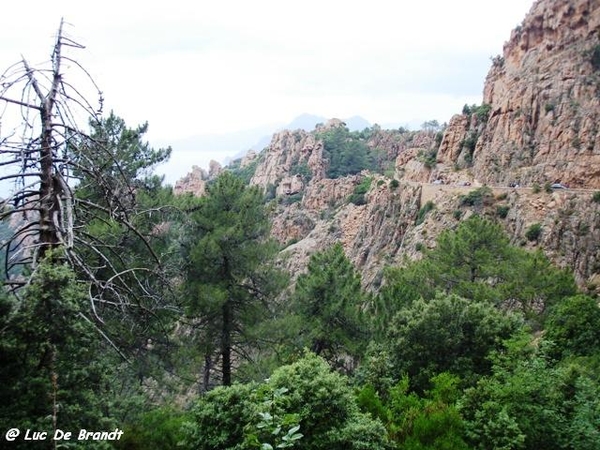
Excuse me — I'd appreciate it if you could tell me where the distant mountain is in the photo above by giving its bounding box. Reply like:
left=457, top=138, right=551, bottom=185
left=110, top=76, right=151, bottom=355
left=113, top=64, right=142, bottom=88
left=285, top=113, right=327, bottom=131
left=284, top=113, right=371, bottom=132
left=343, top=115, right=371, bottom=131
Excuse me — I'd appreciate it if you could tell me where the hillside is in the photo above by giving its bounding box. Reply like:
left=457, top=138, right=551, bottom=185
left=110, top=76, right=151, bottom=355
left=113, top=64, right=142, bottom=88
left=175, top=0, right=600, bottom=292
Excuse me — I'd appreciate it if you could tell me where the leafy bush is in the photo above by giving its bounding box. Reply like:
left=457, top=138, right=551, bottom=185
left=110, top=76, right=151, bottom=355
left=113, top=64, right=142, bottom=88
left=229, top=158, right=259, bottom=184
left=496, top=205, right=510, bottom=219
left=532, top=183, right=541, bottom=193
left=417, top=148, right=438, bottom=168
left=349, top=177, right=372, bottom=205
left=544, top=295, right=600, bottom=358
left=592, top=191, right=600, bottom=203
left=389, top=293, right=523, bottom=391
left=525, top=223, right=542, bottom=241
left=473, top=103, right=492, bottom=122
left=459, top=186, right=493, bottom=208
left=416, top=201, right=435, bottom=225
left=116, top=407, right=190, bottom=450
left=182, top=354, right=389, bottom=450
left=390, top=179, right=400, bottom=190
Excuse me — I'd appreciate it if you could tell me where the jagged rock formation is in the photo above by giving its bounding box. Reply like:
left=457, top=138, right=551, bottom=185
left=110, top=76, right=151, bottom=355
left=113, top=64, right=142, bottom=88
left=174, top=165, right=208, bottom=196
left=174, top=0, right=600, bottom=291
left=438, top=0, right=600, bottom=189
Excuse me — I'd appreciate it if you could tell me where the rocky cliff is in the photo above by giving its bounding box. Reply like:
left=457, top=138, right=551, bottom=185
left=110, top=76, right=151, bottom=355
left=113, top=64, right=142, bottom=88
left=174, top=0, right=600, bottom=292
left=438, top=0, right=600, bottom=189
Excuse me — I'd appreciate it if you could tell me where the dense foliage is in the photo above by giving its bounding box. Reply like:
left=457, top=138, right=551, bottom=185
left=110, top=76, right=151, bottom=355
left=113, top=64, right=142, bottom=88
left=318, top=126, right=379, bottom=178
left=1, top=35, right=599, bottom=450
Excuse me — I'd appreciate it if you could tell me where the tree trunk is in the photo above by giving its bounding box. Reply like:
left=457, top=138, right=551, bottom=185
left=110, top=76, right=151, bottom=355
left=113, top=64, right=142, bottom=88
left=201, top=353, right=211, bottom=394
left=221, top=300, right=232, bottom=386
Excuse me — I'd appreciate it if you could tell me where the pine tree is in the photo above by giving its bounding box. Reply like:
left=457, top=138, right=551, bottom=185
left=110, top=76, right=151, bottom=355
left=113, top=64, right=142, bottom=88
left=182, top=172, right=285, bottom=387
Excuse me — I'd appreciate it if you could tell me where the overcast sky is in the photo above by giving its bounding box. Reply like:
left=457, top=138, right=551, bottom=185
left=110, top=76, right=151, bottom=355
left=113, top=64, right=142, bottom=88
left=0, top=0, right=535, bottom=185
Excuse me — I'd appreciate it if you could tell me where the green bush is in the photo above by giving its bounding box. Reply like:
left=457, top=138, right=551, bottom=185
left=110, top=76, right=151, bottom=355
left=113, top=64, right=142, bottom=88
left=116, top=407, right=190, bottom=450
left=349, top=177, right=372, bottom=205
left=282, top=192, right=303, bottom=205
left=591, top=44, right=600, bottom=70
left=496, top=205, right=510, bottom=219
left=532, top=183, right=541, bottom=194
left=459, top=186, right=493, bottom=207
left=390, top=179, right=400, bottom=190
left=592, top=191, right=600, bottom=203
left=525, top=223, right=542, bottom=242
left=415, top=201, right=435, bottom=225
left=182, top=354, right=389, bottom=450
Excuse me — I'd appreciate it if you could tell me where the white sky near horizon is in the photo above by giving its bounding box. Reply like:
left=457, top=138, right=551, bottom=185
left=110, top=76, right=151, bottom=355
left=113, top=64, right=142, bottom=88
left=0, top=0, right=536, bottom=185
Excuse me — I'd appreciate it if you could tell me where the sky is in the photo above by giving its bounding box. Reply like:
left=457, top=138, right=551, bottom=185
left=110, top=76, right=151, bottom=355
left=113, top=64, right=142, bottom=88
left=0, top=0, right=536, bottom=186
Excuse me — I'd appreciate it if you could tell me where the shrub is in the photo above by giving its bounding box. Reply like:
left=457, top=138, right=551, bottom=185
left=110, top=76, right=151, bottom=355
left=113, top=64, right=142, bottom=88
left=349, top=177, right=372, bottom=205
left=592, top=191, right=600, bottom=203
left=290, top=161, right=312, bottom=182
left=116, top=407, right=190, bottom=450
left=496, top=205, right=510, bottom=219
left=532, top=183, right=541, bottom=194
left=473, top=103, right=492, bottom=122
left=591, top=44, right=600, bottom=70
left=390, top=179, right=400, bottom=190
left=282, top=192, right=303, bottom=205
left=525, top=223, right=542, bottom=242
left=416, top=201, right=435, bottom=225
left=453, top=210, right=463, bottom=220
left=459, top=187, right=493, bottom=208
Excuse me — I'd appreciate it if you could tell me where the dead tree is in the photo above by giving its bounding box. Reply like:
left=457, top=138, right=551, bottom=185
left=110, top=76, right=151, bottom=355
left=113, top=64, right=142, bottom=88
left=0, top=20, right=171, bottom=340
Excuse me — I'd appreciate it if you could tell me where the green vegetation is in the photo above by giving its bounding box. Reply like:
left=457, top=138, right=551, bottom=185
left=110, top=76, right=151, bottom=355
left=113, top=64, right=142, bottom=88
left=318, top=126, right=377, bottom=178
left=228, top=157, right=260, bottom=184
left=289, top=243, right=366, bottom=367
left=1, top=28, right=598, bottom=450
left=590, top=44, right=600, bottom=70
left=348, top=176, right=372, bottom=205
left=180, top=172, right=286, bottom=386
left=183, top=354, right=388, bottom=450
left=289, top=160, right=312, bottom=182
left=525, top=222, right=542, bottom=241
left=417, top=148, right=438, bottom=168
left=462, top=103, right=492, bottom=122
left=592, top=191, right=600, bottom=203
left=459, top=186, right=493, bottom=208
left=415, top=200, right=435, bottom=225
left=496, top=204, right=510, bottom=218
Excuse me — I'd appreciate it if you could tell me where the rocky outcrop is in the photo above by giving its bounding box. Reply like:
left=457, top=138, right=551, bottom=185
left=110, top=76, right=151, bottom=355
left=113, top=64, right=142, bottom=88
left=454, top=0, right=600, bottom=188
left=174, top=165, right=208, bottom=196
left=437, top=114, right=469, bottom=164
left=173, top=0, right=600, bottom=291
left=250, top=130, right=324, bottom=189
